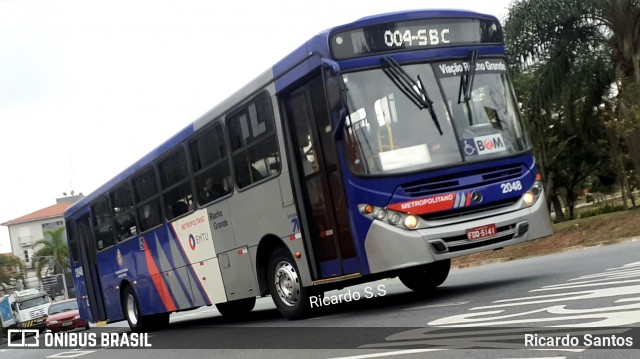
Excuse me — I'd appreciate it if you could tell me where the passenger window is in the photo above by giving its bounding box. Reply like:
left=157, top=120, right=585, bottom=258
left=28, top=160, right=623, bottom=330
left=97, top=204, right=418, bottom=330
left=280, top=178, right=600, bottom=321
left=66, top=221, right=80, bottom=262
left=91, top=197, right=115, bottom=250
left=133, top=167, right=158, bottom=203
left=159, top=147, right=193, bottom=219
left=110, top=184, right=138, bottom=241
left=133, top=167, right=163, bottom=232
left=137, top=199, right=162, bottom=231
left=190, top=124, right=232, bottom=206
left=227, top=93, right=280, bottom=189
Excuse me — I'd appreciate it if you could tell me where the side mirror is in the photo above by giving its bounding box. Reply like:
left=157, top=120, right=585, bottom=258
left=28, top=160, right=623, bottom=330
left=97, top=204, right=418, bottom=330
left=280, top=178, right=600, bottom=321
left=10, top=302, right=16, bottom=311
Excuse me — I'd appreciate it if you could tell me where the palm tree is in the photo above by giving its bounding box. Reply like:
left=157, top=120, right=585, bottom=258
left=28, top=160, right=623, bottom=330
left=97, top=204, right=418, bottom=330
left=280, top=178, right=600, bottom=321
left=0, top=255, right=27, bottom=290
left=505, top=0, right=640, bottom=214
left=33, top=226, right=70, bottom=280
left=506, top=0, right=639, bottom=89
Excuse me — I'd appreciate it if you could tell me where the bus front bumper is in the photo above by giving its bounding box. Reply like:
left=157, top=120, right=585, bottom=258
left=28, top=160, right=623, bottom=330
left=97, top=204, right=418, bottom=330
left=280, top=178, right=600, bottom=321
left=363, top=192, right=553, bottom=274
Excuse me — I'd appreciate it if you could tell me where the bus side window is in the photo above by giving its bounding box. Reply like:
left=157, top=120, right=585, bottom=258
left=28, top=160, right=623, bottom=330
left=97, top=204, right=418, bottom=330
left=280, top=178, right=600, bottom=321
left=189, top=123, right=232, bottom=206
left=91, top=197, right=115, bottom=250
left=110, top=184, right=138, bottom=241
left=159, top=147, right=193, bottom=220
left=227, top=92, right=280, bottom=189
left=67, top=220, right=80, bottom=262
left=133, top=167, right=163, bottom=232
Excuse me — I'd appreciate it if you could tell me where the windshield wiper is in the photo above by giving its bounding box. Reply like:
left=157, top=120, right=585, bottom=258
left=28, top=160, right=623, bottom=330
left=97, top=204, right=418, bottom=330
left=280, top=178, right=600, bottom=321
left=458, top=49, right=478, bottom=105
left=458, top=49, right=478, bottom=126
left=382, top=57, right=442, bottom=135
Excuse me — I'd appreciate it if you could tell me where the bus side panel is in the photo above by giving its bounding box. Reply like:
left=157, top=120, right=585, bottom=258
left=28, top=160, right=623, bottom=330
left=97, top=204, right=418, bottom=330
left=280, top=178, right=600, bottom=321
left=95, top=246, right=124, bottom=321
left=170, top=209, right=228, bottom=305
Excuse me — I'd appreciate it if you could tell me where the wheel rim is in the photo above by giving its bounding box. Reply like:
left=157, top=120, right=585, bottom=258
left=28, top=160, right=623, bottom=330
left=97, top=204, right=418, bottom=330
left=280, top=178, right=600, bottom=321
left=126, top=293, right=139, bottom=326
left=273, top=260, right=300, bottom=307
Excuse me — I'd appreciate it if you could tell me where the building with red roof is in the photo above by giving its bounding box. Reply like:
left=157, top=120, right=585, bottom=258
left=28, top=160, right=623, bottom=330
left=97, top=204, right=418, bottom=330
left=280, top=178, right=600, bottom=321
left=1, top=195, right=82, bottom=289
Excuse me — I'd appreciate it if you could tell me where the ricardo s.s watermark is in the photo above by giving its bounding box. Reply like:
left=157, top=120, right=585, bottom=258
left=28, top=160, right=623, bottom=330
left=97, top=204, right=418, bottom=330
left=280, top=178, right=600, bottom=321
left=309, top=284, right=387, bottom=308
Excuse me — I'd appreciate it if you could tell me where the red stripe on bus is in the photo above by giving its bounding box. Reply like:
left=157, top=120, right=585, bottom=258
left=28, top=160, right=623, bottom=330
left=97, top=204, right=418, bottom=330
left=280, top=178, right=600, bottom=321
left=144, top=244, right=177, bottom=312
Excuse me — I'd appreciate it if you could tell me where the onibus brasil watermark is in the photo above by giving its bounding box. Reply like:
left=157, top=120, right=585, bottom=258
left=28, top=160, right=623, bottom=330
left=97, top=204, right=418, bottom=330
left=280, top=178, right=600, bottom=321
left=8, top=329, right=152, bottom=348
left=309, top=284, right=387, bottom=308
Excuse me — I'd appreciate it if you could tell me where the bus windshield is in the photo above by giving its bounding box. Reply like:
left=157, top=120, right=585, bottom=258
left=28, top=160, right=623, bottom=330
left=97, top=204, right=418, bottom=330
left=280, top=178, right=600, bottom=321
left=341, top=58, right=530, bottom=175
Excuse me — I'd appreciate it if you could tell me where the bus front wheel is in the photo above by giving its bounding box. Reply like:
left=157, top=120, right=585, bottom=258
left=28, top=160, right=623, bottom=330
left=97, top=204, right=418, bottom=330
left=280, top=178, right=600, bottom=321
left=399, top=259, right=451, bottom=293
left=267, top=247, right=315, bottom=320
left=123, top=285, right=169, bottom=332
left=215, top=297, right=256, bottom=317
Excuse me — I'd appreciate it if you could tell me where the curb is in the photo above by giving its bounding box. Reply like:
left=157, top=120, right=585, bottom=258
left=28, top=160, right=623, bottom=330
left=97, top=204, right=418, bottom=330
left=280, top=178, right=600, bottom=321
left=451, top=235, right=640, bottom=270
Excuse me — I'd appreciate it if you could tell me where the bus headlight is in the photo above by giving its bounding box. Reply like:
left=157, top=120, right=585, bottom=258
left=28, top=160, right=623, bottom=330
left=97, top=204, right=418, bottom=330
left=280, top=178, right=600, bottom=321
left=404, top=215, right=419, bottom=229
left=389, top=212, right=401, bottom=225
left=522, top=176, right=544, bottom=208
left=374, top=208, right=387, bottom=220
left=522, top=192, right=536, bottom=206
left=359, top=204, right=421, bottom=230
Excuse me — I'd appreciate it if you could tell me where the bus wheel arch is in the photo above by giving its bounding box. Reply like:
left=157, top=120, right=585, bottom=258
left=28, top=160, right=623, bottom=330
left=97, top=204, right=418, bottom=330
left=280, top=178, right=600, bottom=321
left=266, top=246, right=319, bottom=320
left=120, top=283, right=169, bottom=332
left=256, top=234, right=286, bottom=296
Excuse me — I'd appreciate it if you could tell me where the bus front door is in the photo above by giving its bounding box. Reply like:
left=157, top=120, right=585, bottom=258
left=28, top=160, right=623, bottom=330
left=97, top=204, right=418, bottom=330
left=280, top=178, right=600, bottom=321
left=76, top=215, right=108, bottom=323
left=284, top=73, right=359, bottom=279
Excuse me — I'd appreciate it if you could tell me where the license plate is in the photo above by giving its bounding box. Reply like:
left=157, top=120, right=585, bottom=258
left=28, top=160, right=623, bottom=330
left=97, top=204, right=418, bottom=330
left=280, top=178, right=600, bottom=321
left=466, top=224, right=497, bottom=241
left=62, top=321, right=73, bottom=327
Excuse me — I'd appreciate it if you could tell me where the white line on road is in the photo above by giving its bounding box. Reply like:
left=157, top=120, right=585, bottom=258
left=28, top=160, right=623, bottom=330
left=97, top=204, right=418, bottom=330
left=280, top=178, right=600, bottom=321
left=308, top=314, right=351, bottom=320
left=327, top=348, right=446, bottom=359
left=403, top=301, right=470, bottom=311
left=46, top=350, right=96, bottom=358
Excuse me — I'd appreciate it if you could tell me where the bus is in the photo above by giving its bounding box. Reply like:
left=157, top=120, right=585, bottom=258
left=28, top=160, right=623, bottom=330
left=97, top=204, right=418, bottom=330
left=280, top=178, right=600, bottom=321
left=64, top=9, right=553, bottom=332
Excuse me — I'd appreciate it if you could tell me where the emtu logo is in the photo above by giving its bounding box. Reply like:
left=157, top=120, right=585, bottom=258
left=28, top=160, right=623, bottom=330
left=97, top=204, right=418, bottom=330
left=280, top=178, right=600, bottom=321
left=188, top=233, right=210, bottom=250
left=188, top=234, right=197, bottom=250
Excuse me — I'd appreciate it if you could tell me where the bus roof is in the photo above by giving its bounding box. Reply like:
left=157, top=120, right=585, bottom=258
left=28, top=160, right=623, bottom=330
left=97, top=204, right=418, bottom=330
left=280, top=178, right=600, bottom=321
left=65, top=8, right=499, bottom=217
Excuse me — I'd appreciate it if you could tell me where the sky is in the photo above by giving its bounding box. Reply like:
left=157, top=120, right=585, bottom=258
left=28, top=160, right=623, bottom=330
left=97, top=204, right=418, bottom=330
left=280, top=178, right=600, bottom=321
left=0, top=0, right=513, bottom=254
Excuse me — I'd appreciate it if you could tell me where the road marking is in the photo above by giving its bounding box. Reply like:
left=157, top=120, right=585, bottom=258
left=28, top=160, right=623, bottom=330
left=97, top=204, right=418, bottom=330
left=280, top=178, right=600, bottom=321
left=46, top=350, right=96, bottom=358
left=308, top=314, right=351, bottom=320
left=429, top=260, right=640, bottom=327
left=327, top=348, right=446, bottom=359
left=403, top=301, right=469, bottom=311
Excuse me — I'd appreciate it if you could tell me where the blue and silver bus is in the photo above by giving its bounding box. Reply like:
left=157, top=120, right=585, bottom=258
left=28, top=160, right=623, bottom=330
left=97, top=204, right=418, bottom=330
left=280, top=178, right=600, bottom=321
left=65, top=9, right=553, bottom=331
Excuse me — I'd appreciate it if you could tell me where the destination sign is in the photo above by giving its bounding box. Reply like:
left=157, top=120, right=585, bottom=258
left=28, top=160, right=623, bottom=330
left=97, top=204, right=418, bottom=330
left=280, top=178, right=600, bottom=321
left=330, top=18, right=502, bottom=60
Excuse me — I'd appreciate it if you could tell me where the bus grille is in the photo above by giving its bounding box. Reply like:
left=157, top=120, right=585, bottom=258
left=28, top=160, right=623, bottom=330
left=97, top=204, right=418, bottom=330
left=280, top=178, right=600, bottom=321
left=441, top=224, right=516, bottom=253
left=419, top=197, right=519, bottom=221
left=400, top=163, right=524, bottom=197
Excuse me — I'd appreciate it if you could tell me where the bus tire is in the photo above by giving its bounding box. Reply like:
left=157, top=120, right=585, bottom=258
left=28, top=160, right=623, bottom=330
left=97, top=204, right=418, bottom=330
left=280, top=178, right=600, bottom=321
left=122, top=285, right=165, bottom=332
left=215, top=297, right=256, bottom=317
left=399, top=259, right=451, bottom=293
left=267, top=247, right=315, bottom=320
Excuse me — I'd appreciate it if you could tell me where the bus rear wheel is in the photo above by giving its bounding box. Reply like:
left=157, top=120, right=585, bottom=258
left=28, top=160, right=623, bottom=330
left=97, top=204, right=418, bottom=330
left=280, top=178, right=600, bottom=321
left=215, top=297, right=256, bottom=317
left=399, top=259, right=451, bottom=293
left=267, top=247, right=315, bottom=320
left=123, top=285, right=169, bottom=332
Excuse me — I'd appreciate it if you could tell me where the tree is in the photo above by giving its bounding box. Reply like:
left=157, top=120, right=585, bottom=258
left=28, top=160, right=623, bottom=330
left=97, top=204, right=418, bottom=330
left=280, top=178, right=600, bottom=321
left=505, top=0, right=640, bottom=217
left=33, top=226, right=70, bottom=280
left=0, top=255, right=27, bottom=288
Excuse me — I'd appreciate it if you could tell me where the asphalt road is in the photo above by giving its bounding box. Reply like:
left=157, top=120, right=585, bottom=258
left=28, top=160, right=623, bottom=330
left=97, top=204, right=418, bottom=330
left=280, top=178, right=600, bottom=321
left=2, top=239, right=639, bottom=359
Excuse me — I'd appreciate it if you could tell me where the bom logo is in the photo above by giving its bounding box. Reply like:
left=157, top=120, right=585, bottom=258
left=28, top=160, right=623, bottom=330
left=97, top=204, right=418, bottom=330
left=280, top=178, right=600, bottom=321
left=462, top=134, right=507, bottom=156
